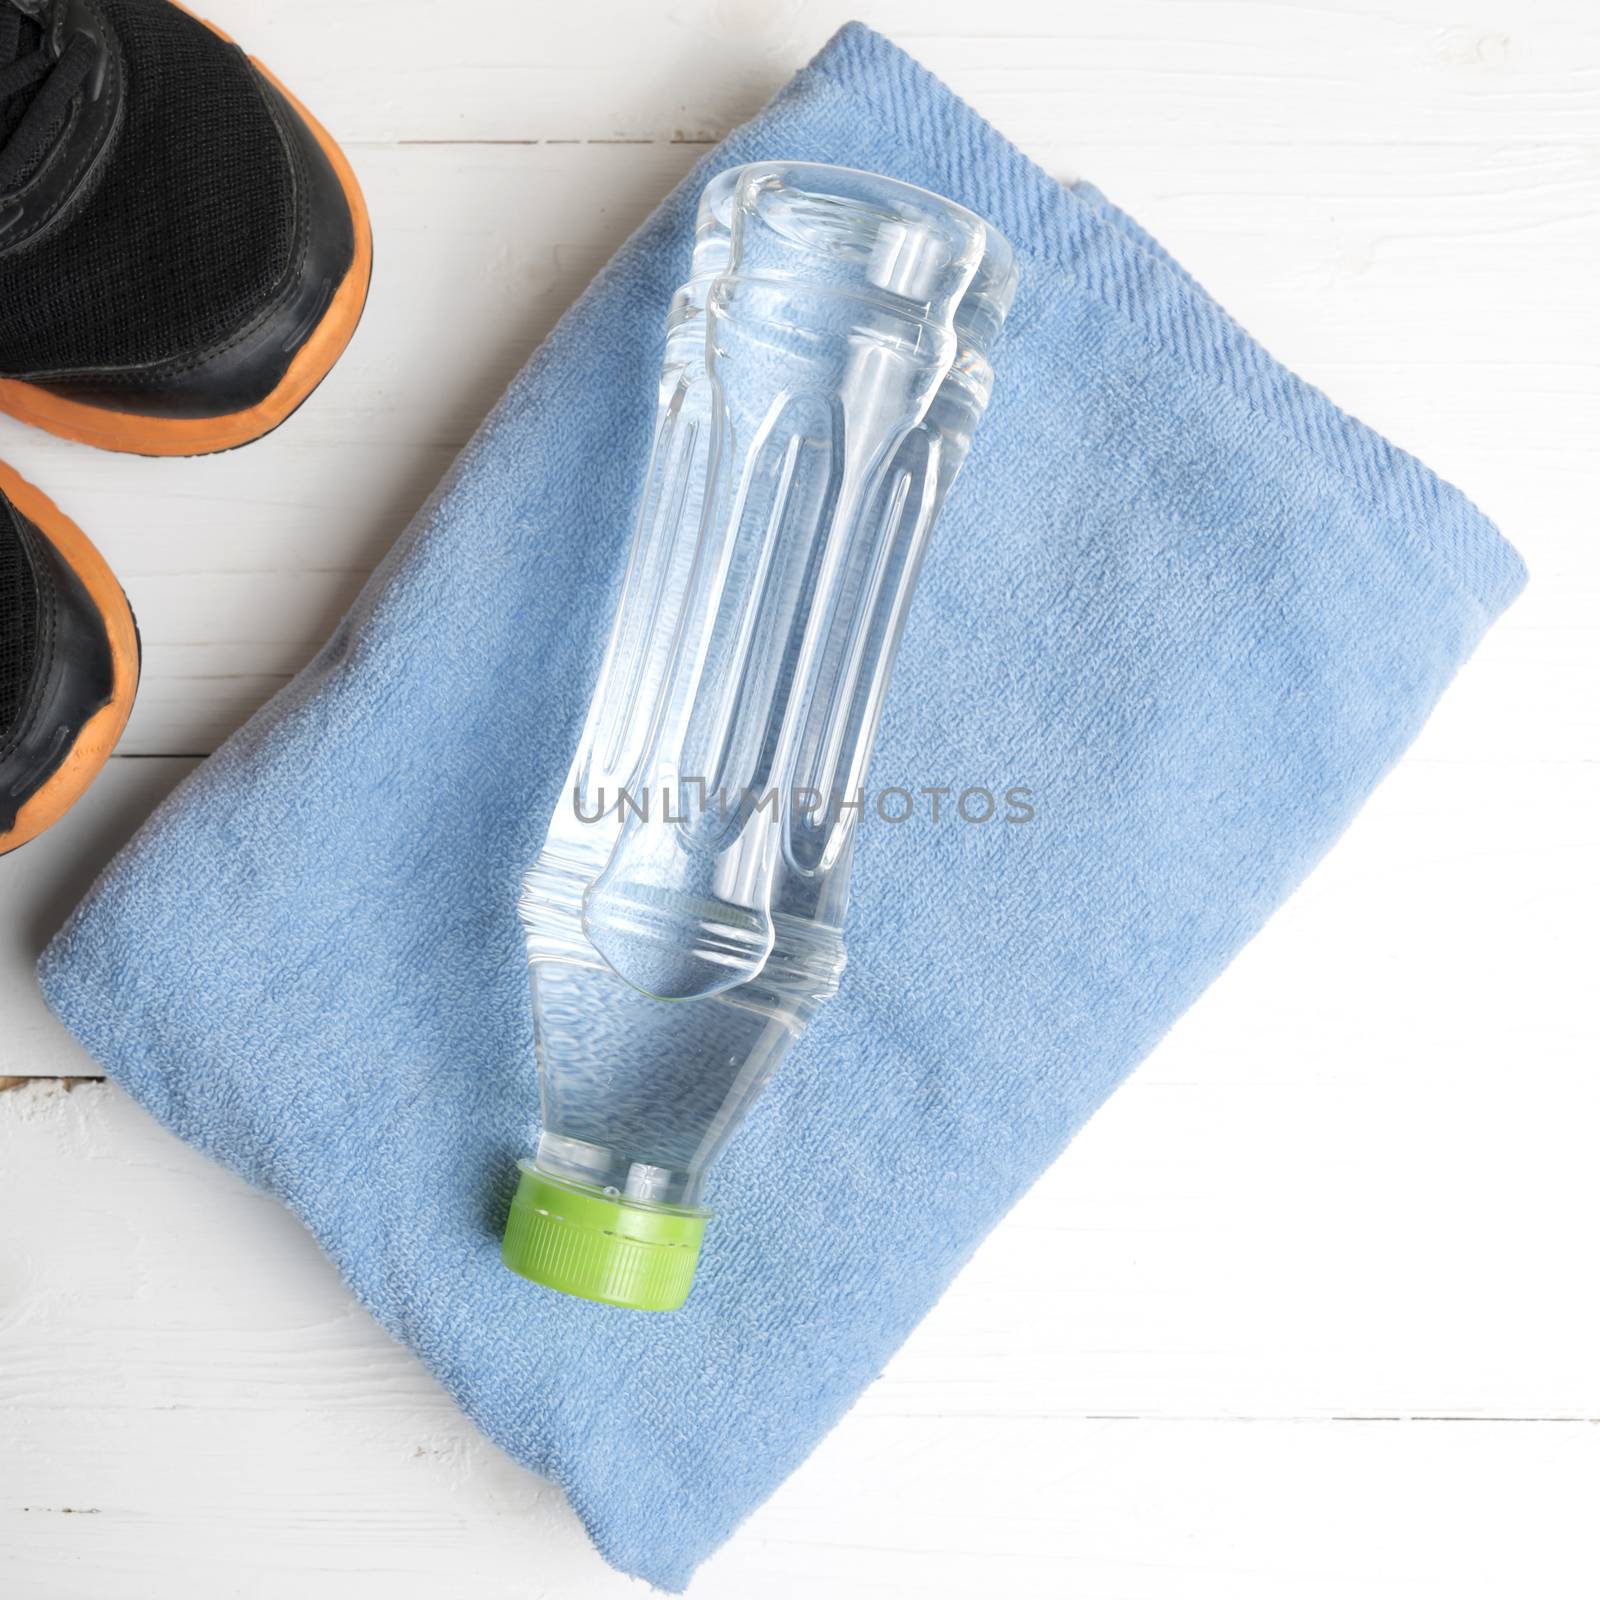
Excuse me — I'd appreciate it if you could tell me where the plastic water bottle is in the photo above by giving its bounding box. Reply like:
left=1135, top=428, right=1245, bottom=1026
left=503, top=163, right=1016, bottom=1309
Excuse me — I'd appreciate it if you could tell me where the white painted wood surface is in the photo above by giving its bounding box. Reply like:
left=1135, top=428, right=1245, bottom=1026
left=2, top=0, right=1597, bottom=1593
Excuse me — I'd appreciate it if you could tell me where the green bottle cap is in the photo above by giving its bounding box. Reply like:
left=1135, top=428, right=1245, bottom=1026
left=501, top=1161, right=708, bottom=1312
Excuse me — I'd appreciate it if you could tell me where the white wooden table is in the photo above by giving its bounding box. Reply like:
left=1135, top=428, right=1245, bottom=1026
left=3, top=2, right=1597, bottom=1595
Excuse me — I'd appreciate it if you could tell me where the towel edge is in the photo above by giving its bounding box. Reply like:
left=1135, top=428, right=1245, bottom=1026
left=802, top=22, right=1529, bottom=623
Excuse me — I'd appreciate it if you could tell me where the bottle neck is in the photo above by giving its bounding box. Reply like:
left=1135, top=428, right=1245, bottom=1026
left=535, top=1129, right=706, bottom=1210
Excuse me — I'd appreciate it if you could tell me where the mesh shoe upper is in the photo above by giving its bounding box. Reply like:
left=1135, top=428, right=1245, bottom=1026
left=0, top=491, right=40, bottom=750
left=0, top=0, right=298, bottom=375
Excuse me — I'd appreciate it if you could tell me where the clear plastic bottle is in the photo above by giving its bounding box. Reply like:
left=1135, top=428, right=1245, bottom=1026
left=503, top=163, right=1017, bottom=1309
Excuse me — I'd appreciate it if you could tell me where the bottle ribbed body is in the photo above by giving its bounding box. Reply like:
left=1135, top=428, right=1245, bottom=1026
left=516, top=163, right=1016, bottom=1219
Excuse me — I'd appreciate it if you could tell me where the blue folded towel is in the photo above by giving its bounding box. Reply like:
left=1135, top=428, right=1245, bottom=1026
left=39, top=22, right=1526, bottom=1591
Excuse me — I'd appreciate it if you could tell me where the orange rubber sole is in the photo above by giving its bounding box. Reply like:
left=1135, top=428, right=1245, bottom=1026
left=0, top=16, right=372, bottom=457
left=0, top=461, right=140, bottom=855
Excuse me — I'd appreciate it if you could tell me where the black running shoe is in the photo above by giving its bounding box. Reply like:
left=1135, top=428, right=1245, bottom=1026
left=1, top=459, right=138, bottom=854
left=0, top=0, right=372, bottom=455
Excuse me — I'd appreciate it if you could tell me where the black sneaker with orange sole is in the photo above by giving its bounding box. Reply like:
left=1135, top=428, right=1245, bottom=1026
left=0, top=0, right=372, bottom=456
left=1, top=461, right=138, bottom=854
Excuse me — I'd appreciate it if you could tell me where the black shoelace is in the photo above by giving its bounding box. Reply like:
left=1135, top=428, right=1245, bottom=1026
left=0, top=1, right=96, bottom=197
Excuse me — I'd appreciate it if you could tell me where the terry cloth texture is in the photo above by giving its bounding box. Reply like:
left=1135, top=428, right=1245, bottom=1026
left=0, top=0, right=295, bottom=374
left=39, top=22, right=1526, bottom=1592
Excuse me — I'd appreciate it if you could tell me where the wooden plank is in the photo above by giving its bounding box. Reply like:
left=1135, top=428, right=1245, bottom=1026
left=5, top=1404, right=1596, bottom=1598
left=210, top=0, right=1600, bottom=149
